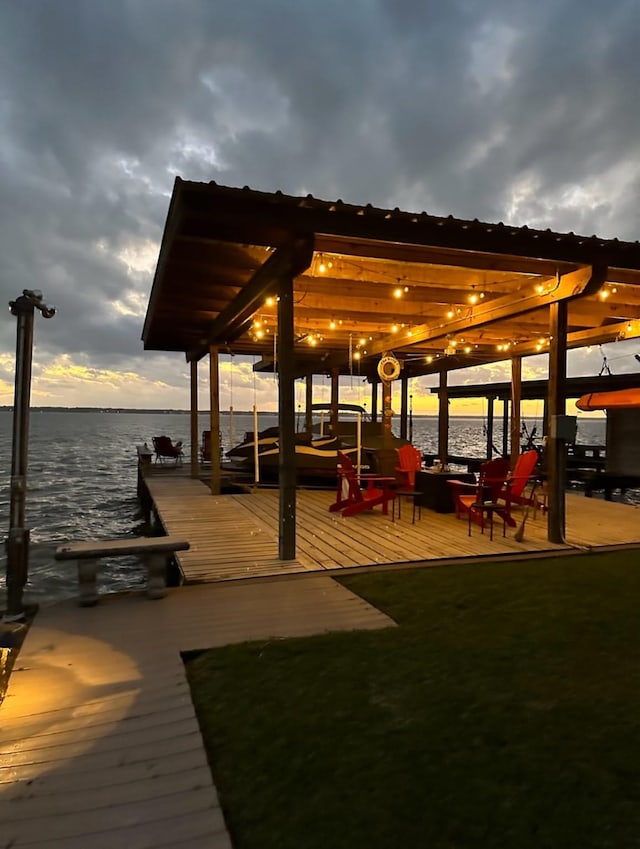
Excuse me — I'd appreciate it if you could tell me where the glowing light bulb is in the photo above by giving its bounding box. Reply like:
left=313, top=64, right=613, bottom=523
left=393, top=287, right=403, bottom=298
left=446, top=309, right=454, bottom=319
left=469, top=293, right=478, bottom=305
left=464, top=346, right=471, bottom=354
left=256, top=329, right=264, bottom=339
left=391, top=324, right=398, bottom=333
left=265, top=296, right=274, bottom=307
left=329, top=320, right=336, bottom=330
left=359, top=337, right=366, bottom=346
left=426, top=355, right=433, bottom=364
left=353, top=351, right=361, bottom=360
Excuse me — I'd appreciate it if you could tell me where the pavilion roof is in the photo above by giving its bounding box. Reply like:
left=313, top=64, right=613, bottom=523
left=142, top=178, right=640, bottom=379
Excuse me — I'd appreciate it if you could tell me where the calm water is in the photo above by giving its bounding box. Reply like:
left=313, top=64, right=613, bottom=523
left=0, top=410, right=608, bottom=606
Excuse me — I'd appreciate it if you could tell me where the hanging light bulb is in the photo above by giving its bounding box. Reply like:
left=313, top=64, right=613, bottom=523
left=318, top=254, right=326, bottom=274
left=393, top=287, right=403, bottom=298
left=329, top=319, right=336, bottom=330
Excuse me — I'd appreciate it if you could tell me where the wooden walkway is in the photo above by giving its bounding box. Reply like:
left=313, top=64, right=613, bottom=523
left=0, top=577, right=394, bottom=848
left=144, top=473, right=640, bottom=583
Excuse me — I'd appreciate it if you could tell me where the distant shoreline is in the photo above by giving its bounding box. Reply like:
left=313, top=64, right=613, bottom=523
left=0, top=407, right=571, bottom=419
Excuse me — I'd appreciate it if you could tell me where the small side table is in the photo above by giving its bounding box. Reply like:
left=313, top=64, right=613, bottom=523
left=469, top=500, right=506, bottom=541
left=392, top=490, right=422, bottom=524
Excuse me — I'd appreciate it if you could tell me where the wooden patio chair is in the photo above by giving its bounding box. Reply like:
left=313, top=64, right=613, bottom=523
left=447, top=457, right=512, bottom=530
left=395, top=444, right=424, bottom=489
left=152, top=435, right=183, bottom=464
left=329, top=451, right=396, bottom=517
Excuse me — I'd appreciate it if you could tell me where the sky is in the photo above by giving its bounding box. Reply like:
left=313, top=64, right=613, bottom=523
left=1, top=0, right=639, bottom=416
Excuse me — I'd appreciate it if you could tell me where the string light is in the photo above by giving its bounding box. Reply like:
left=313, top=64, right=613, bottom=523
left=393, top=287, right=403, bottom=298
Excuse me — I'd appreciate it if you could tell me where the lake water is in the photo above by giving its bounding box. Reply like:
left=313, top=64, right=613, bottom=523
left=0, top=410, right=608, bottom=607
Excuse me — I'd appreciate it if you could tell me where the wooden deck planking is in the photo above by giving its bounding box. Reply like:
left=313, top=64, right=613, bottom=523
left=1, top=577, right=394, bottom=848
left=144, top=471, right=640, bottom=584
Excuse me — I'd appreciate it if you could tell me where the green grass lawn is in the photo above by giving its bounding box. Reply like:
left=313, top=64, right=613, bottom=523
left=185, top=552, right=640, bottom=849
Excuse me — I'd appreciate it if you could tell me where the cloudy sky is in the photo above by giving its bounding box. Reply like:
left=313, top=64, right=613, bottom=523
left=1, top=0, right=639, bottom=414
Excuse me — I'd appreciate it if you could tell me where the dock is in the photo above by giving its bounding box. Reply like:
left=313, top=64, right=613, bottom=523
left=142, top=467, right=640, bottom=584
left=3, top=466, right=639, bottom=847
left=0, top=577, right=393, bottom=848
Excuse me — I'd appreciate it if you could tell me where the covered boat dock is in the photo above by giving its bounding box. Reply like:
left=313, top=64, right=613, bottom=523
left=142, top=179, right=640, bottom=554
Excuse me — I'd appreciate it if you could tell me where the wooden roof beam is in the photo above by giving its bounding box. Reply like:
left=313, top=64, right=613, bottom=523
left=187, top=235, right=314, bottom=361
left=363, top=265, right=607, bottom=358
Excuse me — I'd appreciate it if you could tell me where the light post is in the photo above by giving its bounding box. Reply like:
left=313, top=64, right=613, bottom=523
left=4, top=290, right=55, bottom=621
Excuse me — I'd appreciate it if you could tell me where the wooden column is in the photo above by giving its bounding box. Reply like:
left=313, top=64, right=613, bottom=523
left=486, top=396, right=495, bottom=460
left=502, top=400, right=509, bottom=457
left=209, top=347, right=221, bottom=495
left=190, top=360, right=199, bottom=478
left=400, top=375, right=408, bottom=440
left=547, top=300, right=568, bottom=544
left=510, top=355, right=522, bottom=467
left=371, top=381, right=378, bottom=422
left=438, top=369, right=449, bottom=465
left=382, top=380, right=393, bottom=448
left=304, top=373, right=313, bottom=433
left=330, top=367, right=340, bottom=436
left=278, top=274, right=296, bottom=560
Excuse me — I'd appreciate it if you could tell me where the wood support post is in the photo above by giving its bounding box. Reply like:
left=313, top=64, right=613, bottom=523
left=486, top=396, right=495, bottom=459
left=209, top=347, right=221, bottom=495
left=382, top=379, right=393, bottom=448
left=547, top=300, right=568, bottom=544
left=400, top=375, right=408, bottom=440
left=502, top=400, right=509, bottom=457
left=278, top=274, right=296, bottom=560
left=190, top=360, right=199, bottom=478
left=438, top=370, right=449, bottom=464
left=77, top=560, right=99, bottom=606
left=510, top=355, right=522, bottom=467
left=305, top=373, right=313, bottom=433
left=330, top=367, right=340, bottom=436
left=371, top=381, right=378, bottom=422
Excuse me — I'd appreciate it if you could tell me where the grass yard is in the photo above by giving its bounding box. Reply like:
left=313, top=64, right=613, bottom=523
left=185, top=552, right=640, bottom=849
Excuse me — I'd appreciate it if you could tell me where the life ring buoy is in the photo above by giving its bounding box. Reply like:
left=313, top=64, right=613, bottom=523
left=378, top=354, right=401, bottom=382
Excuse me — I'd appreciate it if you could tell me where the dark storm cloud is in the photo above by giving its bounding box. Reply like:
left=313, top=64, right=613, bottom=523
left=1, top=0, right=639, bottom=394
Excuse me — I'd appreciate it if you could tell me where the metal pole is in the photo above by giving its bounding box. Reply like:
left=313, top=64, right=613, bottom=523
left=5, top=290, right=55, bottom=621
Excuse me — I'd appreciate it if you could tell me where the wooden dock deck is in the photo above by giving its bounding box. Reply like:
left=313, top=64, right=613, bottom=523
left=143, top=470, right=640, bottom=584
left=1, top=577, right=393, bottom=848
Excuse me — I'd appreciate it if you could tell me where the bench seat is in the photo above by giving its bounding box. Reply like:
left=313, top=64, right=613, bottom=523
left=55, top=536, right=190, bottom=605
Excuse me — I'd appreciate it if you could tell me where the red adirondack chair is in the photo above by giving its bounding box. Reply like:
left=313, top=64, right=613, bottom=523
left=501, top=450, right=540, bottom=508
left=447, top=457, right=512, bottom=529
left=395, top=444, right=424, bottom=489
left=329, top=451, right=396, bottom=517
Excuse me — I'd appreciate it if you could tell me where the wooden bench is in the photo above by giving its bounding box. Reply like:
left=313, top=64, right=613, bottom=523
left=54, top=536, right=190, bottom=606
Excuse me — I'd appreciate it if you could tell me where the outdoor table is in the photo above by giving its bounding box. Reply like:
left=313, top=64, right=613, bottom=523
left=415, top=469, right=476, bottom=513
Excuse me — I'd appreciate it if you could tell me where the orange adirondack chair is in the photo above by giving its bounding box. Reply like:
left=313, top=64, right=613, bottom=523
left=447, top=457, right=512, bottom=529
left=152, top=435, right=183, bottom=464
left=329, top=451, right=396, bottom=517
left=395, top=445, right=423, bottom=489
